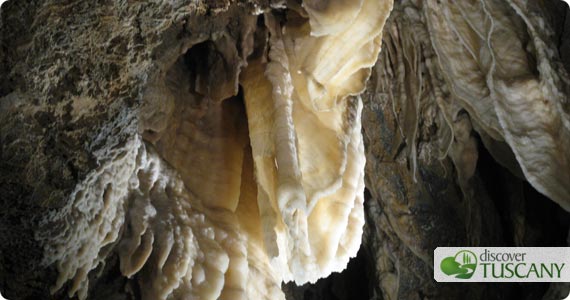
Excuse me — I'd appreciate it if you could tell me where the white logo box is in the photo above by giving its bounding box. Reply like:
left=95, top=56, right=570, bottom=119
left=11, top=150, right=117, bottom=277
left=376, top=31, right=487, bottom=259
left=435, top=247, right=570, bottom=282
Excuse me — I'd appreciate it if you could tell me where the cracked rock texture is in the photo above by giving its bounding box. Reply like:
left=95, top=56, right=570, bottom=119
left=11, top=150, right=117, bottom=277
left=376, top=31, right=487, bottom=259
left=1, top=0, right=570, bottom=300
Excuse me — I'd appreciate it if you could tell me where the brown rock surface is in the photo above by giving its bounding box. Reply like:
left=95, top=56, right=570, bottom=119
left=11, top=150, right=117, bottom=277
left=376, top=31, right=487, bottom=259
left=1, top=0, right=570, bottom=299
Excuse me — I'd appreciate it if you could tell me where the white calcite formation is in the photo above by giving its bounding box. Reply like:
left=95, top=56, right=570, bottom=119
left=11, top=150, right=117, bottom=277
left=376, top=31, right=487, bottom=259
left=36, top=1, right=394, bottom=299
left=240, top=0, right=392, bottom=283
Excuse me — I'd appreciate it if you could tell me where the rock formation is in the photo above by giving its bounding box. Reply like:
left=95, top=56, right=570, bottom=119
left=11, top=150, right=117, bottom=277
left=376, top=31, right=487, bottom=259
left=0, top=0, right=569, bottom=299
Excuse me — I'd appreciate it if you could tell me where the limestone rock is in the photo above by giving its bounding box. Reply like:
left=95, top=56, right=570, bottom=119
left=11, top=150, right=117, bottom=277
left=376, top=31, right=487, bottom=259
left=1, top=0, right=570, bottom=300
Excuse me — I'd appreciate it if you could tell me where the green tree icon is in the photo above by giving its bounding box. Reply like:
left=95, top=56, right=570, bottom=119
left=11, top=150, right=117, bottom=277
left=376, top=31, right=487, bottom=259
left=440, top=250, right=477, bottom=279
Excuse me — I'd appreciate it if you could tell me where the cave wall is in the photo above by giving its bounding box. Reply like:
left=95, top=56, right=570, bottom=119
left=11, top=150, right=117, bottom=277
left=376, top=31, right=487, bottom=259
left=0, top=1, right=275, bottom=298
left=1, top=0, right=570, bottom=299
